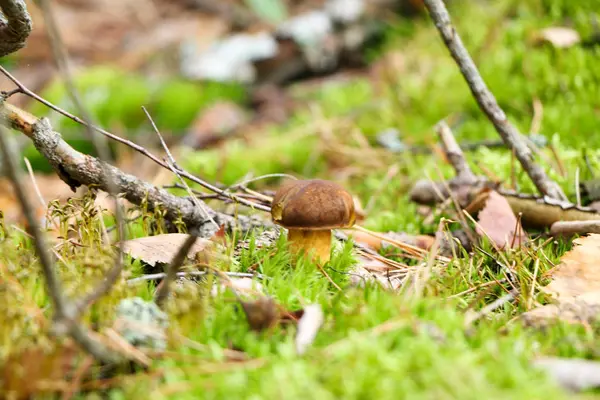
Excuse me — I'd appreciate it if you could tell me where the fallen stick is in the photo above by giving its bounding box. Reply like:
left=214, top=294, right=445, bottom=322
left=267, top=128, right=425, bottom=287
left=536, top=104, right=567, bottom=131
left=0, top=101, right=269, bottom=238
left=550, top=220, right=600, bottom=236
left=422, top=0, right=566, bottom=201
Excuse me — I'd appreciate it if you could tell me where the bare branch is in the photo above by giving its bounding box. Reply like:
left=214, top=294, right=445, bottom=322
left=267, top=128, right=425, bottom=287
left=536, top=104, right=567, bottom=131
left=422, top=0, right=566, bottom=201
left=0, top=120, right=121, bottom=364
left=0, top=65, right=270, bottom=212
left=436, top=120, right=477, bottom=184
left=154, top=234, right=198, bottom=308
left=1, top=102, right=270, bottom=237
left=550, top=220, right=600, bottom=236
left=0, top=0, right=32, bottom=57
left=142, top=106, right=219, bottom=229
left=36, top=0, right=126, bottom=314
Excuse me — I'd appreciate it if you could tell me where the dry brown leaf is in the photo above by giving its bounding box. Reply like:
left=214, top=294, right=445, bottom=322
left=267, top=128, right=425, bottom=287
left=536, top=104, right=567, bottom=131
left=476, top=190, right=528, bottom=249
left=122, top=233, right=215, bottom=266
left=522, top=234, right=600, bottom=325
left=546, top=234, right=600, bottom=299
left=534, top=27, right=581, bottom=49
left=522, top=291, right=600, bottom=327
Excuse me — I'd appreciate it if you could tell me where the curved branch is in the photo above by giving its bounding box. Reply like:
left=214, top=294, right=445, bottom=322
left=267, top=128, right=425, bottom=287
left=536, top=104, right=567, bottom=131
left=0, top=0, right=32, bottom=57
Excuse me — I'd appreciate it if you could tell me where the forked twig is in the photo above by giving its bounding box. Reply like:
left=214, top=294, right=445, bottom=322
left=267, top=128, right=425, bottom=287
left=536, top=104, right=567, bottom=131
left=0, top=65, right=270, bottom=212
left=142, top=106, right=218, bottom=229
left=423, top=0, right=566, bottom=201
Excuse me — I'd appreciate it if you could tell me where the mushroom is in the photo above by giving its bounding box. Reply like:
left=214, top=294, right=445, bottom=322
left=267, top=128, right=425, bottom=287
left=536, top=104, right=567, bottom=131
left=271, top=179, right=356, bottom=263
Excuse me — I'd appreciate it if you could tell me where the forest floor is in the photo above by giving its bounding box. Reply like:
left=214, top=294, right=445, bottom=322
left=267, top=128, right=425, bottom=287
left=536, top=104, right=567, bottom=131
left=2, top=0, right=600, bottom=399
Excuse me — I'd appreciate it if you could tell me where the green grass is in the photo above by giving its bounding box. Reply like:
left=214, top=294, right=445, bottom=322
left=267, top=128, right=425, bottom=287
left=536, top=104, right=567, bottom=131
left=3, top=0, right=600, bottom=398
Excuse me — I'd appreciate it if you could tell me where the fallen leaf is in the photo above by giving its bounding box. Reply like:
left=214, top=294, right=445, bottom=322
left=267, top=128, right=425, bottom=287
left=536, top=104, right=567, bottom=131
left=521, top=234, right=600, bottom=325
left=534, top=27, right=581, bottom=49
left=521, top=291, right=600, bottom=327
left=534, top=357, right=600, bottom=392
left=122, top=233, right=215, bottom=266
left=476, top=190, right=528, bottom=249
left=295, top=304, right=324, bottom=355
left=546, top=234, right=600, bottom=298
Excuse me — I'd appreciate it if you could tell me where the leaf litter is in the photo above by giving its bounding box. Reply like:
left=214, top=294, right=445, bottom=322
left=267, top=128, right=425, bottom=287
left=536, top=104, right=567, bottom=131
left=522, top=234, right=600, bottom=326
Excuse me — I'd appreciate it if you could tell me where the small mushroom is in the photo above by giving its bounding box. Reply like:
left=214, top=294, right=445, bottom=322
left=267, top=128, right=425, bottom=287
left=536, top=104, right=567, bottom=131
left=271, top=179, right=356, bottom=263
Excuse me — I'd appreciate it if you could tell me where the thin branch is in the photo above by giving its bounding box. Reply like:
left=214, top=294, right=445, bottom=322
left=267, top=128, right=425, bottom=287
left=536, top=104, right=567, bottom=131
left=0, top=0, right=32, bottom=57
left=464, top=289, right=519, bottom=327
left=127, top=271, right=266, bottom=285
left=0, top=122, right=121, bottom=364
left=0, top=124, right=67, bottom=318
left=142, top=106, right=218, bottom=229
left=436, top=120, right=477, bottom=184
left=550, top=220, right=600, bottom=236
left=36, top=0, right=126, bottom=314
left=422, top=0, right=566, bottom=201
left=154, top=234, right=198, bottom=308
left=0, top=65, right=270, bottom=212
left=1, top=102, right=269, bottom=237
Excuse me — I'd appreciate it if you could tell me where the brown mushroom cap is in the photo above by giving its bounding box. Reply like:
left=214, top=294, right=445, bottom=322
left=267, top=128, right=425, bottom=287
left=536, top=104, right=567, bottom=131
left=271, top=179, right=356, bottom=230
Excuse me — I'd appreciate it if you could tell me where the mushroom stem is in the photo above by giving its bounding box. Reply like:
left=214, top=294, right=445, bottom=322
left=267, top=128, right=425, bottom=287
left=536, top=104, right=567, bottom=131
left=287, top=229, right=332, bottom=263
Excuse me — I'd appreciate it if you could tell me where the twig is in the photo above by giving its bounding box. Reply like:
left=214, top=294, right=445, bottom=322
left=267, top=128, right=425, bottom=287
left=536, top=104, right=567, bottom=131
left=0, top=66, right=270, bottom=212
left=23, top=156, right=46, bottom=208
left=464, top=289, right=519, bottom=326
left=154, top=234, right=198, bottom=308
left=36, top=0, right=126, bottom=314
left=142, top=106, right=218, bottom=229
left=0, top=102, right=269, bottom=237
left=423, top=0, right=566, bottom=201
left=0, top=0, right=31, bottom=57
left=127, top=271, right=267, bottom=285
left=436, top=120, right=477, bottom=184
left=0, top=123, right=121, bottom=364
left=550, top=220, right=600, bottom=236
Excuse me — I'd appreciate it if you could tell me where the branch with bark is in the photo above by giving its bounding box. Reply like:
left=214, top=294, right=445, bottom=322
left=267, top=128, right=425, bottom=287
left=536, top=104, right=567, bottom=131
left=422, top=0, right=567, bottom=201
left=0, top=102, right=270, bottom=237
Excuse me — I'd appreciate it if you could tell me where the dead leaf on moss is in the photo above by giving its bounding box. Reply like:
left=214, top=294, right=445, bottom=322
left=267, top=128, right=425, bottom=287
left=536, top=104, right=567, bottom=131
left=522, top=234, right=600, bottom=325
left=533, top=27, right=581, bottom=49
left=476, top=190, right=528, bottom=249
left=122, top=233, right=216, bottom=266
left=522, top=291, right=600, bottom=327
